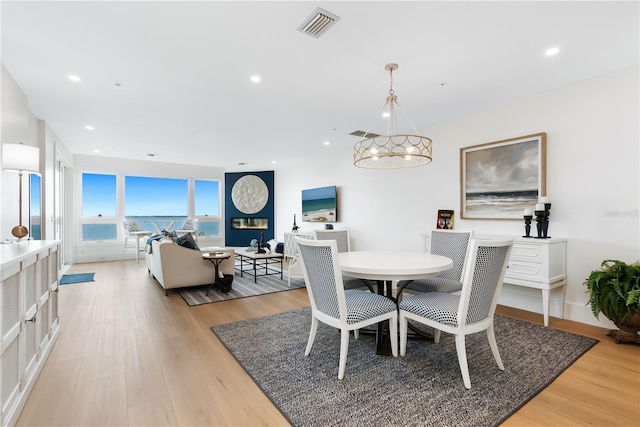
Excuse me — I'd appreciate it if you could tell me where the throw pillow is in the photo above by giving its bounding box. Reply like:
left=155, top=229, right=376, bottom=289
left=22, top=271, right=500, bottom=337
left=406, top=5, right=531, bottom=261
left=174, top=233, right=199, bottom=250
left=162, top=229, right=177, bottom=238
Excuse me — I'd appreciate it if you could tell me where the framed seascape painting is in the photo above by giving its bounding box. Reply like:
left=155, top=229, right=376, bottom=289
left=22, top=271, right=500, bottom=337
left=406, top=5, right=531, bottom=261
left=460, top=133, right=546, bottom=220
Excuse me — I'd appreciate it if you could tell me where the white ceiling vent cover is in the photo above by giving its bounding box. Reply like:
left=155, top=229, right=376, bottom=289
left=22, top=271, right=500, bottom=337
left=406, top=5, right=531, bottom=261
left=297, top=8, right=340, bottom=38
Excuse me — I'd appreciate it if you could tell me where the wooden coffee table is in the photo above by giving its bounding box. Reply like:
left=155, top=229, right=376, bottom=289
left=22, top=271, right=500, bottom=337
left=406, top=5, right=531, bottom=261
left=234, top=249, right=284, bottom=283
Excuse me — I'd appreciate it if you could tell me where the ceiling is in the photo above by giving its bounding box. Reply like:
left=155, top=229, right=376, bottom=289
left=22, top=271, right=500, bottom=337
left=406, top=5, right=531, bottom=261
left=2, top=1, right=638, bottom=171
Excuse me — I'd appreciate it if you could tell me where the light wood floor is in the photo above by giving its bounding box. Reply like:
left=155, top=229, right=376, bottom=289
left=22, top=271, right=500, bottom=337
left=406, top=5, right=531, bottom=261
left=16, top=260, right=640, bottom=427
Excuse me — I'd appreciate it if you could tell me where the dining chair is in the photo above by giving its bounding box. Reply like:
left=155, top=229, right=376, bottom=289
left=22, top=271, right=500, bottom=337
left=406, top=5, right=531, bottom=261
left=175, top=218, right=199, bottom=244
left=295, top=237, right=398, bottom=379
left=313, top=229, right=374, bottom=292
left=399, top=238, right=513, bottom=389
left=397, top=230, right=474, bottom=298
left=121, top=219, right=153, bottom=263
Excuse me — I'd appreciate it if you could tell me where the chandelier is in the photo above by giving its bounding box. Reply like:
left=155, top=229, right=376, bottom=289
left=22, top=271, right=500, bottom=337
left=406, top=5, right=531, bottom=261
left=353, top=63, right=433, bottom=169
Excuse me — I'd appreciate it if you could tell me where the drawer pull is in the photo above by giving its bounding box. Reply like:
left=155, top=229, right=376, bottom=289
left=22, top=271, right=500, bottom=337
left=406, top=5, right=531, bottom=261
left=25, top=316, right=36, bottom=324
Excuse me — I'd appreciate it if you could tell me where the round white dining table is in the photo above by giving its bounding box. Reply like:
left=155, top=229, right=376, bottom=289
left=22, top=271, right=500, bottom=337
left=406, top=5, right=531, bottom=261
left=338, top=251, right=453, bottom=282
left=338, top=251, right=453, bottom=355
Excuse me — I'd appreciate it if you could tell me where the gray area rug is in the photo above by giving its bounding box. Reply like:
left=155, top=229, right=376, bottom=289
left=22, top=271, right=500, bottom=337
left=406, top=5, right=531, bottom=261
left=178, top=271, right=305, bottom=306
left=211, top=307, right=598, bottom=427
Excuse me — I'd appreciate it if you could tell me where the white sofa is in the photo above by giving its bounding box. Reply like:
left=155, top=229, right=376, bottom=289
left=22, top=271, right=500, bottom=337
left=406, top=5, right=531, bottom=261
left=146, top=238, right=235, bottom=295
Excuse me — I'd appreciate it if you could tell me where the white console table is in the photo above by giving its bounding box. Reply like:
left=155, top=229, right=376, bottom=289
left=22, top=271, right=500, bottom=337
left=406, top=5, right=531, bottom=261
left=421, top=233, right=567, bottom=327
left=0, top=241, right=61, bottom=427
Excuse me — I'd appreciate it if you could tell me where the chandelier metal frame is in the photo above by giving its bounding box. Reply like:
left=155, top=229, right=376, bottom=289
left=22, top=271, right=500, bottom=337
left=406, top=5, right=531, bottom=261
left=353, top=63, right=433, bottom=169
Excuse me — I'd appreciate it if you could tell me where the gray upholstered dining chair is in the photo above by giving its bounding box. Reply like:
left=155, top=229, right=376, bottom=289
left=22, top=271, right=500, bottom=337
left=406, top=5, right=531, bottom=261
left=121, top=219, right=153, bottom=263
left=175, top=218, right=199, bottom=244
left=397, top=230, right=474, bottom=298
left=295, top=237, right=398, bottom=380
left=313, top=229, right=374, bottom=292
left=399, top=238, right=514, bottom=389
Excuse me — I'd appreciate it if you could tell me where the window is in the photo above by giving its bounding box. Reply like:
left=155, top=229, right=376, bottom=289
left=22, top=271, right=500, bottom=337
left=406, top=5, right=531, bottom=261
left=29, top=174, right=41, bottom=240
left=79, top=173, right=221, bottom=242
left=195, top=179, right=221, bottom=237
left=125, top=176, right=188, bottom=233
left=81, top=173, right=117, bottom=241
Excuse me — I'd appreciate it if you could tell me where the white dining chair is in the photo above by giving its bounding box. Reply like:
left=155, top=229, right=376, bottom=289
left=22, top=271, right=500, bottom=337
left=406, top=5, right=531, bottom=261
left=313, top=229, right=374, bottom=292
left=122, top=219, right=153, bottom=263
left=397, top=230, right=474, bottom=298
left=399, top=238, right=514, bottom=389
left=295, top=237, right=398, bottom=379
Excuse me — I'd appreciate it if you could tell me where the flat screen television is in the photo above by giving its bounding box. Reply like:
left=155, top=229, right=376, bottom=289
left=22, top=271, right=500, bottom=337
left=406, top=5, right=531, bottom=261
left=302, top=185, right=337, bottom=223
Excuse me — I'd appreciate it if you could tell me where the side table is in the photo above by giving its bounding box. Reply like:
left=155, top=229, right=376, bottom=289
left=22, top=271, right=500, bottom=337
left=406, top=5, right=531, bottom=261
left=202, top=252, right=232, bottom=295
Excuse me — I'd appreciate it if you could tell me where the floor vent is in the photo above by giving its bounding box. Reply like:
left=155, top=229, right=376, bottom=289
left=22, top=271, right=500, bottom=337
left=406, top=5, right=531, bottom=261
left=297, top=8, right=340, bottom=38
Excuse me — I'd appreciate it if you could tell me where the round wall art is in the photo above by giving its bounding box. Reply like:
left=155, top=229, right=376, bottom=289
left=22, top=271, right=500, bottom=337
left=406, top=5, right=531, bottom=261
left=231, top=174, right=269, bottom=214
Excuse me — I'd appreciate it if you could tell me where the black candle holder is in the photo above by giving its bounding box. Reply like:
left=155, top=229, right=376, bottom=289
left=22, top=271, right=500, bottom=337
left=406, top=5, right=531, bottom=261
left=534, top=211, right=545, bottom=238
left=523, top=215, right=533, bottom=238
left=534, top=209, right=551, bottom=239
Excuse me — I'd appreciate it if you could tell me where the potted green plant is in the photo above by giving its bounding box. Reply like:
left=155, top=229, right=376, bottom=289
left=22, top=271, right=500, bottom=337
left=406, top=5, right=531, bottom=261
left=584, top=259, right=640, bottom=344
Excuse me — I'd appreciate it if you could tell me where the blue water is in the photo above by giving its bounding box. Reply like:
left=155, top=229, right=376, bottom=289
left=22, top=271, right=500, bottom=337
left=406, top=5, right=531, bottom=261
left=302, top=197, right=336, bottom=214
left=31, top=224, right=41, bottom=240
left=82, top=216, right=220, bottom=241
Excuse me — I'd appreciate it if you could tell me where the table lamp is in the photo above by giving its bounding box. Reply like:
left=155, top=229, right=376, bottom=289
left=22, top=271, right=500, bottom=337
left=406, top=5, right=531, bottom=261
left=2, top=143, right=40, bottom=240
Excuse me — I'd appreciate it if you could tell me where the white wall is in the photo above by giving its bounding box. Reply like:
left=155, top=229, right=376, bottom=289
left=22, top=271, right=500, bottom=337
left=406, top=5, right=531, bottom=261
left=275, top=66, right=640, bottom=328
left=1, top=64, right=40, bottom=241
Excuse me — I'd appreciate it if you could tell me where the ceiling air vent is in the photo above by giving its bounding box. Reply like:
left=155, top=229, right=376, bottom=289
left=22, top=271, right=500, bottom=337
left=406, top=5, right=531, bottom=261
left=297, top=8, right=340, bottom=38
left=350, top=130, right=381, bottom=138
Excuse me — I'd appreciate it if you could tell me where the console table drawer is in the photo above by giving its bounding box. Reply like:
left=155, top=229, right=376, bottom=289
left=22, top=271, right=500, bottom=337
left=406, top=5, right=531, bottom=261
left=505, top=260, right=545, bottom=281
left=510, top=242, right=544, bottom=263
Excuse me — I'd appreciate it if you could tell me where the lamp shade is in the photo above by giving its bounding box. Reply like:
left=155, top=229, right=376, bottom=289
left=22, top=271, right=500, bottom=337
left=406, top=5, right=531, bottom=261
left=2, top=143, right=40, bottom=173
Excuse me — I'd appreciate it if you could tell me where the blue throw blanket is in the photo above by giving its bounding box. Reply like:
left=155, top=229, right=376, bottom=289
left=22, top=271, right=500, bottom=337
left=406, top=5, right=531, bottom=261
left=145, top=234, right=163, bottom=254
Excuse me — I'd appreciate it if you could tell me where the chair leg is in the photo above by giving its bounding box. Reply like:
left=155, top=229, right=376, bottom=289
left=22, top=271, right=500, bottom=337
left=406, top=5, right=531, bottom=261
left=434, top=329, right=442, bottom=343
left=338, top=328, right=350, bottom=380
left=454, top=334, right=471, bottom=389
left=486, top=325, right=504, bottom=370
left=135, top=236, right=141, bottom=263
left=305, top=317, right=318, bottom=356
left=389, top=314, right=398, bottom=357
left=399, top=316, right=407, bottom=356
left=121, top=237, right=129, bottom=261
left=354, top=329, right=359, bottom=339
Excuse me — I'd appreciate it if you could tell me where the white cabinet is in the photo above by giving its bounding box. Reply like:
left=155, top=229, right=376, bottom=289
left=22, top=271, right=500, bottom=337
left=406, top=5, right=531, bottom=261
left=1, top=241, right=60, bottom=427
left=502, top=238, right=567, bottom=327
left=421, top=233, right=567, bottom=326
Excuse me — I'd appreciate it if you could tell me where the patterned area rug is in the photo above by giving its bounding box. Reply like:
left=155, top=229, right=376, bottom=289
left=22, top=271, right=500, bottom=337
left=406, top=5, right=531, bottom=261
left=178, top=271, right=305, bottom=306
left=60, top=272, right=95, bottom=285
left=212, top=307, right=598, bottom=427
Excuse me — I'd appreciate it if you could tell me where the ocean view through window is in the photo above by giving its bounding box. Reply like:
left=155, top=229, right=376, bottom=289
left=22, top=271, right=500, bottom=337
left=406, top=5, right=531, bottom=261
left=81, top=174, right=221, bottom=241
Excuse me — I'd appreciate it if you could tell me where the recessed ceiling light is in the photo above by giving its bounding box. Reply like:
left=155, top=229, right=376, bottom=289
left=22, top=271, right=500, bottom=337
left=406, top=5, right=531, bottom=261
left=93, top=149, right=100, bottom=153
left=68, top=75, right=81, bottom=82
left=271, top=160, right=276, bottom=164
left=251, top=75, right=261, bottom=83
left=324, top=141, right=330, bottom=146
left=85, top=125, right=94, bottom=130
left=382, top=112, right=390, bottom=118
left=545, top=47, right=560, bottom=56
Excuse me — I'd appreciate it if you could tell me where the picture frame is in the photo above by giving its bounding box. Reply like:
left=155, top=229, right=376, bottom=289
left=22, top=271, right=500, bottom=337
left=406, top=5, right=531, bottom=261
left=460, top=133, right=546, bottom=220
